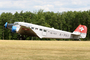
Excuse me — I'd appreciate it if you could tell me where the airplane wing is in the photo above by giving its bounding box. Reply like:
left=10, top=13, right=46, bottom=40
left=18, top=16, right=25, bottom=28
left=17, top=25, right=39, bottom=37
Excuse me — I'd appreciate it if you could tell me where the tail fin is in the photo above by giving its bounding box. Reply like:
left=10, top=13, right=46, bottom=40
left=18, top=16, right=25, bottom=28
left=73, top=25, right=87, bottom=38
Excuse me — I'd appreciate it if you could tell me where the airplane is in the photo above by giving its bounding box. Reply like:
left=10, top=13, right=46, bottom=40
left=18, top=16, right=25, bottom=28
left=4, top=22, right=87, bottom=40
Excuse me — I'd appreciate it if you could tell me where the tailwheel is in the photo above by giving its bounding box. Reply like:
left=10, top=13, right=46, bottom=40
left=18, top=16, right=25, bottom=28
left=79, top=39, right=81, bottom=41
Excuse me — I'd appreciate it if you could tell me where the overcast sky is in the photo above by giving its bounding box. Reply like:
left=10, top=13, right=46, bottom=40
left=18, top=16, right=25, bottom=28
left=0, top=0, right=90, bottom=14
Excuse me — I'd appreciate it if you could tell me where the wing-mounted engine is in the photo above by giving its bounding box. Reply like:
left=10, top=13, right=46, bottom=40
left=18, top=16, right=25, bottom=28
left=12, top=26, right=17, bottom=33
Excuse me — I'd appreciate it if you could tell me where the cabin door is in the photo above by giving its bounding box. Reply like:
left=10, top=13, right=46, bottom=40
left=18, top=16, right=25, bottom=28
left=43, top=30, right=47, bottom=36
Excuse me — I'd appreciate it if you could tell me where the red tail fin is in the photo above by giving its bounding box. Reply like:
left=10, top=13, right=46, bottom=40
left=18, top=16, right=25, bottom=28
left=73, top=25, right=87, bottom=38
left=74, top=24, right=87, bottom=33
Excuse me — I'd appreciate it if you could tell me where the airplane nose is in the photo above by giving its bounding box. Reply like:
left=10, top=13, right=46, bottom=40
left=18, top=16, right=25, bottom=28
left=4, top=22, right=14, bottom=30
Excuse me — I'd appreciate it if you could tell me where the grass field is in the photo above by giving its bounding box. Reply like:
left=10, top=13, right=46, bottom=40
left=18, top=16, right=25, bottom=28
left=0, top=40, right=90, bottom=60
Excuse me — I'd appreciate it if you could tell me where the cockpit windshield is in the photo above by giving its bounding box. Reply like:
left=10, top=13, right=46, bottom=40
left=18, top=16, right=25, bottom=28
left=14, top=22, right=19, bottom=25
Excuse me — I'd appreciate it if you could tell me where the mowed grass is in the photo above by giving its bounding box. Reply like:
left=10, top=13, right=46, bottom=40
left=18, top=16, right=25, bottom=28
left=0, top=40, right=90, bottom=60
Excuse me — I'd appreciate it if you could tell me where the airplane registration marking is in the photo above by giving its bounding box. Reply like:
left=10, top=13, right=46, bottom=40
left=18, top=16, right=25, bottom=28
left=22, top=28, right=29, bottom=31
left=59, top=33, right=69, bottom=37
left=48, top=30, right=69, bottom=37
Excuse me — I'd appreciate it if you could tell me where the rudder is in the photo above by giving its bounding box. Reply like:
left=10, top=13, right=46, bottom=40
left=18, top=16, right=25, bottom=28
left=73, top=25, right=87, bottom=38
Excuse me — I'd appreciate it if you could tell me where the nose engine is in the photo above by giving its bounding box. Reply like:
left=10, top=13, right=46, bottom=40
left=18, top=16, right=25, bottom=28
left=4, top=22, right=17, bottom=33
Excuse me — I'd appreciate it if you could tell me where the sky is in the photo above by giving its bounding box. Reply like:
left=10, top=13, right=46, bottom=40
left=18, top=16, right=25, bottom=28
left=0, top=0, right=90, bottom=14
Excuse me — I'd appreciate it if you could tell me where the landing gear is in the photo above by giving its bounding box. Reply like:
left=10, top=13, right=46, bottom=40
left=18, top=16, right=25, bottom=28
left=79, top=39, right=81, bottom=41
left=18, top=35, right=26, bottom=40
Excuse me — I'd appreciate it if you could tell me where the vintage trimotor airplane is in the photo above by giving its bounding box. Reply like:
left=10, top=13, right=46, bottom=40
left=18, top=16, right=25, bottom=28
left=4, top=22, right=87, bottom=40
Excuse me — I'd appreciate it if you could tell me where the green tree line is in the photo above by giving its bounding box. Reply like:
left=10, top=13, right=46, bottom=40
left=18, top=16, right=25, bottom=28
left=0, top=10, right=90, bottom=40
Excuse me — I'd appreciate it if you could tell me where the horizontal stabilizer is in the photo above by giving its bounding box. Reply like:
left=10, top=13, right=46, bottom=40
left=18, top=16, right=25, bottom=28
left=71, top=32, right=80, bottom=36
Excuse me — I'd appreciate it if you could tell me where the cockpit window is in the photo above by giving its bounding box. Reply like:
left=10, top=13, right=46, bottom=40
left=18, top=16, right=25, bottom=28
left=35, top=28, right=38, bottom=30
left=14, top=23, right=18, bottom=25
left=31, top=27, right=34, bottom=29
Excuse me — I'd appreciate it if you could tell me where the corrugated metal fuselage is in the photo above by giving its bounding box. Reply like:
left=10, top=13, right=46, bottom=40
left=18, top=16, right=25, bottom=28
left=14, top=22, right=79, bottom=39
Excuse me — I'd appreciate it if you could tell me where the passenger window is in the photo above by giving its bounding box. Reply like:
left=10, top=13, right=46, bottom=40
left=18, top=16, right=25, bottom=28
left=40, top=29, right=42, bottom=31
left=31, top=27, right=34, bottom=29
left=44, top=30, right=47, bottom=32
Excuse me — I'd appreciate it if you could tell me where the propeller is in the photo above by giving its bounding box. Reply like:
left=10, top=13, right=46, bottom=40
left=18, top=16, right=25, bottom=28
left=4, top=22, right=8, bottom=28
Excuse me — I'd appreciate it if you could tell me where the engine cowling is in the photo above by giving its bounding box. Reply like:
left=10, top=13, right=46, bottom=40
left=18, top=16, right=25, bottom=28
left=12, top=26, right=17, bottom=33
